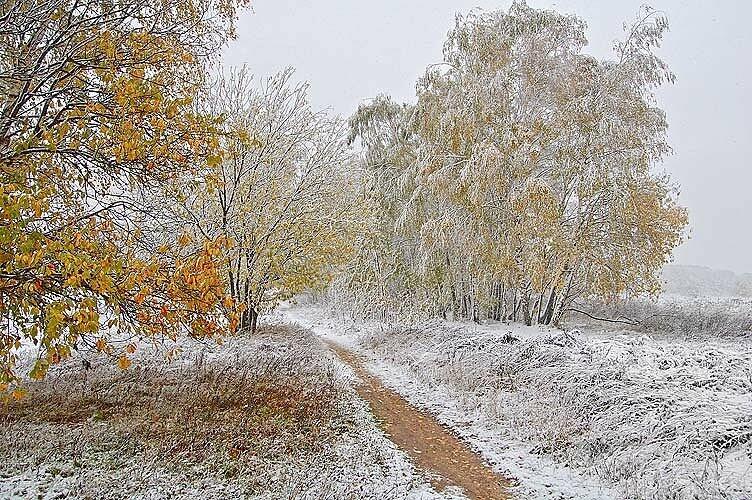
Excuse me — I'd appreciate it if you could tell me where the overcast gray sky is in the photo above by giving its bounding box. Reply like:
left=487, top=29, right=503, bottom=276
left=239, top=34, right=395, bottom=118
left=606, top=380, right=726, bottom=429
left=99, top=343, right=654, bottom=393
left=222, top=1, right=752, bottom=274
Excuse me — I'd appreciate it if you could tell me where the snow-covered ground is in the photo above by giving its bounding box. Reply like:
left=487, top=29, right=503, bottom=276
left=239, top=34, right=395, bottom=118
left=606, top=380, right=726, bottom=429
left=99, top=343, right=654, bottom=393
left=284, top=303, right=752, bottom=500
left=0, top=324, right=459, bottom=499
left=5, top=303, right=749, bottom=499
left=573, top=295, right=752, bottom=339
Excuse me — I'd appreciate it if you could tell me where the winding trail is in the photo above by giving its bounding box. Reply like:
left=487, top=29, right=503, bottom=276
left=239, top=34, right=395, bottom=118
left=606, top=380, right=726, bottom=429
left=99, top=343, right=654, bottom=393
left=325, top=340, right=512, bottom=500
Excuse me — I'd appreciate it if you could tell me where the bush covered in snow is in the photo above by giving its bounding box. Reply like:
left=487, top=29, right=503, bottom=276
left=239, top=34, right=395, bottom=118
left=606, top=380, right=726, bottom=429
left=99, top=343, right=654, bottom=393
left=361, top=322, right=752, bottom=499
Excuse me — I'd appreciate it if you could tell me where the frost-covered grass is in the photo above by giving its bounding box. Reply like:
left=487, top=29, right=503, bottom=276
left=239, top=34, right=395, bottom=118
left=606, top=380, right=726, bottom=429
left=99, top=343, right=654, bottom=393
left=572, top=296, right=752, bottom=338
left=0, top=324, right=453, bottom=499
left=356, top=320, right=752, bottom=499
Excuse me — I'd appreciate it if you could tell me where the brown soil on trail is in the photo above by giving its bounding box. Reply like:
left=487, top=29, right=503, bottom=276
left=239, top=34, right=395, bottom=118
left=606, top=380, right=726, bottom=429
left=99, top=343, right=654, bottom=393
left=326, top=341, right=512, bottom=500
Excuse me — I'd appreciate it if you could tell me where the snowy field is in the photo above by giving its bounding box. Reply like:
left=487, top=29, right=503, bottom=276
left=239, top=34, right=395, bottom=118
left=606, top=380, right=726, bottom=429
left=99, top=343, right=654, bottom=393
left=574, top=295, right=752, bottom=339
left=3, top=301, right=750, bottom=499
left=0, top=324, right=457, bottom=499
left=286, top=302, right=752, bottom=500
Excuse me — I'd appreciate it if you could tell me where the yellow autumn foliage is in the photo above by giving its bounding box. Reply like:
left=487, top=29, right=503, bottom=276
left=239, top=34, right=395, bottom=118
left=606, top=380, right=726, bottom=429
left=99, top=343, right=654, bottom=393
left=0, top=0, right=249, bottom=393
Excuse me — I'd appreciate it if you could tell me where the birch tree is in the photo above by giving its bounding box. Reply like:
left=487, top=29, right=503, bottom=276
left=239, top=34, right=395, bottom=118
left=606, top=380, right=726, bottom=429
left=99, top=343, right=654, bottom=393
left=344, top=2, right=688, bottom=325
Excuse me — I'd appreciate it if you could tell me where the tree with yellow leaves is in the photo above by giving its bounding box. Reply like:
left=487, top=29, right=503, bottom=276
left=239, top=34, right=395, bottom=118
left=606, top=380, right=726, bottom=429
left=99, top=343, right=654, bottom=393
left=344, top=3, right=688, bottom=325
left=0, top=0, right=248, bottom=392
left=174, top=68, right=360, bottom=332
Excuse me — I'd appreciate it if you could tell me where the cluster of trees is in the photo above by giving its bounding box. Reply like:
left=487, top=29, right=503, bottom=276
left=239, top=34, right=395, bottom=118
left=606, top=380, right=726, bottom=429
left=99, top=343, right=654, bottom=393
left=337, top=3, right=687, bottom=325
left=0, top=0, right=358, bottom=392
left=1, top=0, right=687, bottom=392
left=172, top=68, right=360, bottom=333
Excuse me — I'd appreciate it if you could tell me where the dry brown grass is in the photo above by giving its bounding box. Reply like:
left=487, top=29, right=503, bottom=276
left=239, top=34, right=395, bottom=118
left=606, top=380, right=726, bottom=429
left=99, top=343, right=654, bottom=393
left=0, top=324, right=351, bottom=494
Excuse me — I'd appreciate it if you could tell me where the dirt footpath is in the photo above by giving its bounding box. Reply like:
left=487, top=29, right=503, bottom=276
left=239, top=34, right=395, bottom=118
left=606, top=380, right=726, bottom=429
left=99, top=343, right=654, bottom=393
left=325, top=340, right=511, bottom=500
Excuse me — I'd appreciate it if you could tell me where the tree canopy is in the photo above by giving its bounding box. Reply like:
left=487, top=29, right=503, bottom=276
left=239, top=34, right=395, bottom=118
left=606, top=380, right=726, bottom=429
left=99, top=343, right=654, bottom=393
left=1, top=0, right=690, bottom=397
left=342, top=2, right=688, bottom=324
left=0, top=0, right=248, bottom=392
left=174, top=68, right=361, bottom=332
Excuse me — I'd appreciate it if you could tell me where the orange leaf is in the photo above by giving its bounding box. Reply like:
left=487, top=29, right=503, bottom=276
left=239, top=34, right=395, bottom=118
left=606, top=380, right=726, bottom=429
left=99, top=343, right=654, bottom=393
left=117, top=356, right=132, bottom=370
left=177, top=233, right=192, bottom=247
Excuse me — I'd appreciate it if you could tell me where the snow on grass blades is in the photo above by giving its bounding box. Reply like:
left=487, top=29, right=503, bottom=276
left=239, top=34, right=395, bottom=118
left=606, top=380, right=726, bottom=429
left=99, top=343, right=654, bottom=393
left=0, top=324, right=459, bottom=499
left=361, top=321, right=752, bottom=500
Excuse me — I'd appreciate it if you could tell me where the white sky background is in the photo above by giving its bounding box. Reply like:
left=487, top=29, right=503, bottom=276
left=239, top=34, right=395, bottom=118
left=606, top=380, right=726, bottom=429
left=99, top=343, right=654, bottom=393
left=222, top=1, right=752, bottom=274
